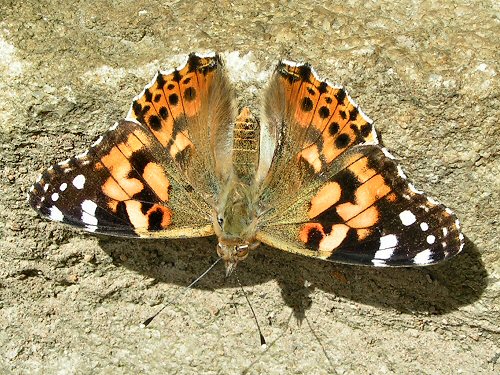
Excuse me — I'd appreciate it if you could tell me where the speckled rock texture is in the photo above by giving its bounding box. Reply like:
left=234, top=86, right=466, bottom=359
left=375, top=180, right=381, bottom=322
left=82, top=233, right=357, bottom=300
left=0, top=1, right=498, bottom=374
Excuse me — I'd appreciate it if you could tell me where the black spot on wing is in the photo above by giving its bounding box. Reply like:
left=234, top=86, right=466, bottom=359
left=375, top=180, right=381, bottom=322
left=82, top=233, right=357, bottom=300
left=183, top=87, right=196, bottom=101
left=332, top=169, right=360, bottom=204
left=172, top=70, right=182, bottom=83
left=360, top=123, right=372, bottom=137
left=349, top=107, right=359, bottom=122
left=335, top=133, right=350, bottom=148
left=169, top=94, right=179, bottom=106
left=335, top=90, right=346, bottom=105
left=329, top=122, right=340, bottom=135
left=149, top=115, right=161, bottom=131
left=301, top=97, right=314, bottom=112
left=159, top=106, right=168, bottom=119
left=305, top=227, right=323, bottom=250
left=319, top=106, right=330, bottom=119
left=318, top=81, right=328, bottom=94
left=128, top=149, right=151, bottom=175
left=297, top=64, right=312, bottom=82
left=156, top=73, right=166, bottom=89
left=144, top=88, right=153, bottom=102
left=148, top=207, right=164, bottom=231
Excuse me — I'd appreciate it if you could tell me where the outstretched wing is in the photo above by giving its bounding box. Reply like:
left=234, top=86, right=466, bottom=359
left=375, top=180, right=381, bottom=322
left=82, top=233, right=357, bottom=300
left=256, top=61, right=464, bottom=266
left=29, top=53, right=235, bottom=238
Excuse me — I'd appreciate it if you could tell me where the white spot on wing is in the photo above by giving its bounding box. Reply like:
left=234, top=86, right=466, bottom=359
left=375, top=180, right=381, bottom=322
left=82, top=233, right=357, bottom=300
left=408, top=183, right=423, bottom=194
left=399, top=210, right=416, bottom=226
left=73, top=174, right=85, bottom=189
left=81, top=200, right=98, bottom=226
left=49, top=206, right=64, bottom=222
left=51, top=192, right=59, bottom=201
left=76, top=150, right=88, bottom=159
left=92, top=136, right=103, bottom=147
left=413, top=249, right=433, bottom=265
left=372, top=259, right=386, bottom=267
left=374, top=248, right=394, bottom=261
left=381, top=147, right=396, bottom=160
left=426, top=235, right=436, bottom=244
left=43, top=184, right=49, bottom=192
left=109, top=122, right=118, bottom=131
left=378, top=234, right=398, bottom=250
left=397, top=165, right=407, bottom=179
left=82, top=199, right=97, bottom=215
left=427, top=196, right=439, bottom=205
left=420, top=222, right=429, bottom=231
left=60, top=183, right=67, bottom=191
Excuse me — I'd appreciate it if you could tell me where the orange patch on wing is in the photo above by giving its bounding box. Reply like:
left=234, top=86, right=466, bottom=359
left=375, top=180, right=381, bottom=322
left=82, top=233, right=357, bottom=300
left=107, top=199, right=119, bottom=212
left=147, top=204, right=173, bottom=228
left=386, top=192, right=397, bottom=202
left=319, top=224, right=349, bottom=252
left=101, top=147, right=144, bottom=198
left=308, top=181, right=342, bottom=218
left=143, top=162, right=170, bottom=201
left=169, top=131, right=193, bottom=159
left=336, top=174, right=391, bottom=221
left=125, top=201, right=173, bottom=230
left=102, top=177, right=130, bottom=201
left=346, top=205, right=379, bottom=228
left=347, top=156, right=376, bottom=183
left=357, top=228, right=372, bottom=241
left=125, top=200, right=148, bottom=229
left=299, top=144, right=322, bottom=173
left=299, top=223, right=325, bottom=244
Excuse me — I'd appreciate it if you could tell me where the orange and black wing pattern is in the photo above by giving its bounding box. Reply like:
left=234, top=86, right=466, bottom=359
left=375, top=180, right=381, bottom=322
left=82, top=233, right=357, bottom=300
left=257, top=61, right=464, bottom=266
left=28, top=53, right=233, bottom=238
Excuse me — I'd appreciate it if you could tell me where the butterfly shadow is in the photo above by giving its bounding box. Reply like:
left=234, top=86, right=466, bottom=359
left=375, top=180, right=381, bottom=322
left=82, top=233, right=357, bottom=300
left=97, top=234, right=486, bottom=321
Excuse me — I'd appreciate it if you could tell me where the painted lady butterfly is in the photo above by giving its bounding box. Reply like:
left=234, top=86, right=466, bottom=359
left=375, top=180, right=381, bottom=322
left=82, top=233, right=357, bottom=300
left=28, top=52, right=464, bottom=274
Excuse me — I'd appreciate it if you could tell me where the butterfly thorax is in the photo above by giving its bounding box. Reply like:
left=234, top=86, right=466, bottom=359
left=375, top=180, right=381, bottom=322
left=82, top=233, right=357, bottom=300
left=214, top=108, right=261, bottom=275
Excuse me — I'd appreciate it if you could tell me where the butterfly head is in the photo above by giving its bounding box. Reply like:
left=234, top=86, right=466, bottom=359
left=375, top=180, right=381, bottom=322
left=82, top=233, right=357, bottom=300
left=216, top=241, right=260, bottom=276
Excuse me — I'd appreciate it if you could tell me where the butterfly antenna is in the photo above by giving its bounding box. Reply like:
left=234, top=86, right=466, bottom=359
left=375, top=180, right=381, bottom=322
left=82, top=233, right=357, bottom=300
left=141, top=257, right=222, bottom=327
left=235, top=273, right=267, bottom=348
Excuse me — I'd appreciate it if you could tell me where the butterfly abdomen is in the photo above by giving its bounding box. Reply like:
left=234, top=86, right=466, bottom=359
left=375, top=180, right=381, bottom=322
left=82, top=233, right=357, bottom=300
left=232, top=107, right=260, bottom=184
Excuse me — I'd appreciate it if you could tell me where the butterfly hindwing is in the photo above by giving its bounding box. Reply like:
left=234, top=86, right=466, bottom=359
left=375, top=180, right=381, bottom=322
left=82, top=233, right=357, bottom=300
left=256, top=61, right=464, bottom=266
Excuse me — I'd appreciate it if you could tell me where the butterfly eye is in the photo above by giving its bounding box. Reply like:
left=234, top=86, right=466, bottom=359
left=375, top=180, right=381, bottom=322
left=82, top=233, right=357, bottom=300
left=236, top=245, right=249, bottom=257
left=217, top=217, right=224, bottom=227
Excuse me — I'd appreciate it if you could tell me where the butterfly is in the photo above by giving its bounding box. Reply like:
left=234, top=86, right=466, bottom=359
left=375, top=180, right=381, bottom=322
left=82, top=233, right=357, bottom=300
left=28, top=52, right=464, bottom=275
